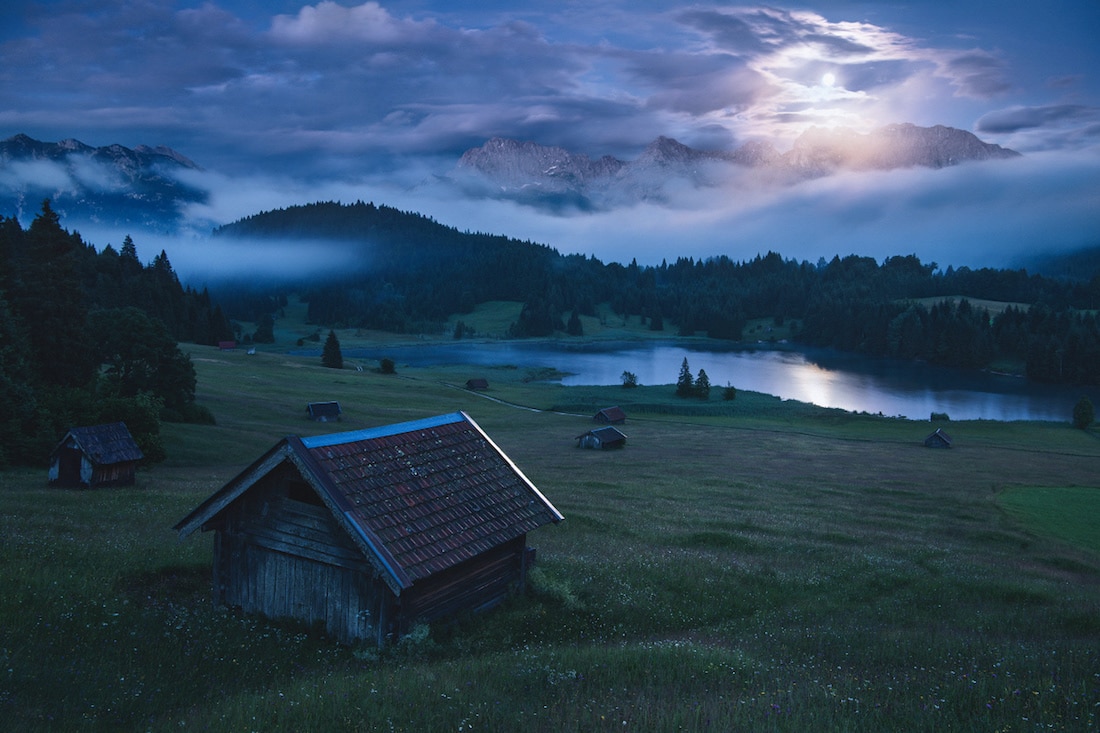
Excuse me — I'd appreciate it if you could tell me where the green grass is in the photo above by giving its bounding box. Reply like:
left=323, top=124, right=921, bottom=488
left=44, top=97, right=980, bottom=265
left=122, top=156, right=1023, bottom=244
left=2, top=340, right=1099, bottom=732
left=998, top=486, right=1100, bottom=554
left=445, top=300, right=523, bottom=338
left=907, top=295, right=1031, bottom=317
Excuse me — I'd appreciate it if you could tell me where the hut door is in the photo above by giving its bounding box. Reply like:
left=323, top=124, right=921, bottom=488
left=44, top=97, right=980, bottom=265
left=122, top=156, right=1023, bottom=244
left=58, top=448, right=83, bottom=486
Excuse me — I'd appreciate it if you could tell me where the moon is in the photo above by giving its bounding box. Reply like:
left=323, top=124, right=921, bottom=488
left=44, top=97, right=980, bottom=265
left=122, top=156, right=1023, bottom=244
left=821, top=72, right=836, bottom=87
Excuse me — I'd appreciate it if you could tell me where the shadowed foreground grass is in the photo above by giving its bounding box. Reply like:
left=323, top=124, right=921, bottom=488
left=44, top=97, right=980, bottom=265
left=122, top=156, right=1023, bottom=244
left=1, top=345, right=1098, bottom=731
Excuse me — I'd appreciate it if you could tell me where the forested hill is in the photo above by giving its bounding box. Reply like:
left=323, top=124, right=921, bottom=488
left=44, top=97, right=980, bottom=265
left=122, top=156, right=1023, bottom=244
left=213, top=200, right=562, bottom=329
left=211, top=201, right=1100, bottom=386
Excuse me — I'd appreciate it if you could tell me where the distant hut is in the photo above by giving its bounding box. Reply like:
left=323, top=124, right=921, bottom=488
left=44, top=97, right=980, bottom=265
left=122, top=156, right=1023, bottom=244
left=924, top=427, right=953, bottom=449
left=174, top=412, right=563, bottom=647
left=307, top=401, right=342, bottom=422
left=577, top=426, right=627, bottom=450
left=465, top=378, right=489, bottom=391
left=594, top=406, right=627, bottom=424
left=49, top=422, right=143, bottom=488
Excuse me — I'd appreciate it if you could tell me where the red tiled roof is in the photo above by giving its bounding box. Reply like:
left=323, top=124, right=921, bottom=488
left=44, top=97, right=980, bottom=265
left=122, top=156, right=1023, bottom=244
left=298, top=413, right=561, bottom=585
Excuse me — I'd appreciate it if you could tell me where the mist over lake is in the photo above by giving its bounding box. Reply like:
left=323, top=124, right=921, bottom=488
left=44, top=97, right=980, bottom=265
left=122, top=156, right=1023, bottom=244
left=295, top=340, right=1088, bottom=422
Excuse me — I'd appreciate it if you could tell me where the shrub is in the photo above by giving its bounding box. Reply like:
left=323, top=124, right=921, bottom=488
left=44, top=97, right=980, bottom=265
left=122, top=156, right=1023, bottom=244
left=528, top=566, right=582, bottom=610
left=379, top=357, right=396, bottom=374
left=1072, top=396, right=1094, bottom=429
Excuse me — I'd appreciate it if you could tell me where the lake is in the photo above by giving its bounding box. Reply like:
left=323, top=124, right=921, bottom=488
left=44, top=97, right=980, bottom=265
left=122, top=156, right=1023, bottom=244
left=325, top=340, right=1091, bottom=422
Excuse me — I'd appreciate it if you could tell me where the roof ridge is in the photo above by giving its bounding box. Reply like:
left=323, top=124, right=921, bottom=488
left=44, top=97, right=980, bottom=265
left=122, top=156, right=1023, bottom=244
left=301, top=412, right=467, bottom=449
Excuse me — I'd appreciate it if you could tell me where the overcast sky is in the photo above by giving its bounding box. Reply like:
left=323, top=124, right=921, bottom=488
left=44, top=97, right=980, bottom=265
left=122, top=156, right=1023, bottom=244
left=2, top=0, right=1098, bottom=274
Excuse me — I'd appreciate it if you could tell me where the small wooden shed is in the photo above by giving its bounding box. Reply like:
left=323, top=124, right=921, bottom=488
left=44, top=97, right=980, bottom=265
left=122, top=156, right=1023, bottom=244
left=174, top=411, right=563, bottom=646
left=306, top=401, right=342, bottom=422
left=49, top=422, right=144, bottom=488
left=924, top=427, right=953, bottom=448
left=465, top=378, right=489, bottom=391
left=594, top=406, right=627, bottom=424
left=577, top=426, right=627, bottom=450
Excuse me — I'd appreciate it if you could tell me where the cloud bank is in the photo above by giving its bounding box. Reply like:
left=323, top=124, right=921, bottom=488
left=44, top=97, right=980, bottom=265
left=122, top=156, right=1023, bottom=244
left=1, top=1, right=1098, bottom=275
left=80, top=146, right=1091, bottom=282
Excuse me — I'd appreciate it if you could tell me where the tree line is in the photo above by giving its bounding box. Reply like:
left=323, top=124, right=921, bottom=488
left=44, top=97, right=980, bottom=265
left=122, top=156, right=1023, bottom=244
left=0, top=202, right=233, bottom=466
left=212, top=202, right=1100, bottom=386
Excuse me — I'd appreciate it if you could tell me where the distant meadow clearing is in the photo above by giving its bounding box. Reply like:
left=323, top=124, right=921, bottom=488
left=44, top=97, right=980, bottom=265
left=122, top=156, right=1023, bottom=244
left=2, top=341, right=1098, bottom=732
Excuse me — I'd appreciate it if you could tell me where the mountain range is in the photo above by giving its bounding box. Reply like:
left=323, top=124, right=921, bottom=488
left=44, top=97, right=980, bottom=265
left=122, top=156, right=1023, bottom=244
left=0, top=133, right=205, bottom=230
left=1, top=124, right=1020, bottom=228
left=453, top=123, right=1021, bottom=210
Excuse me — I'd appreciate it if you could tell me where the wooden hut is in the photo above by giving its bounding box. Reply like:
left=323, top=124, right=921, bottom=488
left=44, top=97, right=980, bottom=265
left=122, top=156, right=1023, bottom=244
left=306, top=401, right=342, bottom=422
left=594, top=406, right=627, bottom=424
left=174, top=412, right=563, bottom=646
left=465, top=378, right=489, bottom=391
left=49, top=422, right=143, bottom=488
left=924, top=427, right=953, bottom=448
left=577, top=426, right=627, bottom=450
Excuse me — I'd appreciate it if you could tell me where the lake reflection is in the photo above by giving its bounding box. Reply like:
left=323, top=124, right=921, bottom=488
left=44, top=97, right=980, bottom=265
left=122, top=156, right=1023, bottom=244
left=334, top=340, right=1089, bottom=422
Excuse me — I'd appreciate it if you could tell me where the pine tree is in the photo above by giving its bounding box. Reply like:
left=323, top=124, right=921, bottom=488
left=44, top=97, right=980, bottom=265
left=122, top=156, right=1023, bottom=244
left=676, top=357, right=694, bottom=397
left=119, top=234, right=142, bottom=277
left=16, top=201, right=96, bottom=387
left=322, top=330, right=343, bottom=369
left=695, top=368, right=711, bottom=399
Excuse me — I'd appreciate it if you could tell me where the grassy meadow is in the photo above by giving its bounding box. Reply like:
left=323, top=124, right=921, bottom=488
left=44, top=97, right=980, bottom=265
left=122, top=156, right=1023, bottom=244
left=2, top=327, right=1099, bottom=731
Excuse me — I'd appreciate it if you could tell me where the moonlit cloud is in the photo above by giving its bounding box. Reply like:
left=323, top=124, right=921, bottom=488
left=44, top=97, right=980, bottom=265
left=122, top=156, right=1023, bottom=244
left=940, top=51, right=1012, bottom=98
left=977, top=104, right=1100, bottom=134
left=1, top=0, right=1097, bottom=273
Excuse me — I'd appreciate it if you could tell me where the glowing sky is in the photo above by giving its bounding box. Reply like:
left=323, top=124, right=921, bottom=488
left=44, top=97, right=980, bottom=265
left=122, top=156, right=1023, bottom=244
left=1, top=1, right=1098, bottom=273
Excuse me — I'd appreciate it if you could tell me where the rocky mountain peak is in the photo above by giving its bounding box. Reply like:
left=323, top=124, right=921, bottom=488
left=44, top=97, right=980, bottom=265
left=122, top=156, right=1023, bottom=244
left=0, top=133, right=206, bottom=228
left=457, top=137, right=625, bottom=190
left=637, top=136, right=713, bottom=166
left=785, top=123, right=1019, bottom=173
left=455, top=123, right=1020, bottom=210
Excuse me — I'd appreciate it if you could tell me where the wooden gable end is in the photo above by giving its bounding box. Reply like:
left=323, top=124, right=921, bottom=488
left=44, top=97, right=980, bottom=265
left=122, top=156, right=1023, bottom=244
left=180, top=454, right=393, bottom=645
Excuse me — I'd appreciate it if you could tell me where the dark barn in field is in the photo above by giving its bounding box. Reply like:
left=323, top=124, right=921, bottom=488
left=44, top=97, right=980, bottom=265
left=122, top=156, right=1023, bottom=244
left=306, top=401, right=342, bottom=422
left=174, top=412, right=563, bottom=646
left=577, top=426, right=627, bottom=450
left=48, top=422, right=143, bottom=488
left=924, top=428, right=953, bottom=448
left=594, top=406, right=627, bottom=424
